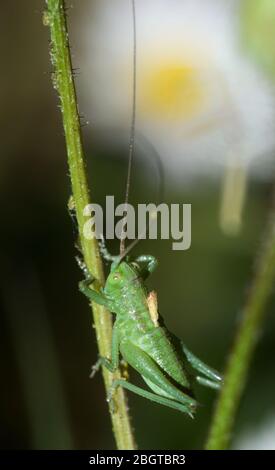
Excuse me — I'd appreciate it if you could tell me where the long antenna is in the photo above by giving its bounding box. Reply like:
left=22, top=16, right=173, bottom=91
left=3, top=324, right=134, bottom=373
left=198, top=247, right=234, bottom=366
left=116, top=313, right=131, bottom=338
left=120, top=0, right=137, bottom=256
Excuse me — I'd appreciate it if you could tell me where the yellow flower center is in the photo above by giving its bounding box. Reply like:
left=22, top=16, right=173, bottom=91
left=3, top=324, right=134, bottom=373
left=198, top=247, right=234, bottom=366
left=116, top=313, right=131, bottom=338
left=139, top=61, right=206, bottom=121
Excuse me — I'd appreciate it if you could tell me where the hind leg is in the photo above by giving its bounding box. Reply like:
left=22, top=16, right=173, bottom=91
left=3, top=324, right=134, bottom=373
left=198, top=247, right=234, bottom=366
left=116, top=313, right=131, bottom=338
left=108, top=379, right=194, bottom=417
left=181, top=342, right=223, bottom=389
left=116, top=341, right=197, bottom=414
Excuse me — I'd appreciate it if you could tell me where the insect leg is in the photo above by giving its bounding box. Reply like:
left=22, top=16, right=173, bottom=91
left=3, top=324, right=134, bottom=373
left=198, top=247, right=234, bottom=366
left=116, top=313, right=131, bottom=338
left=181, top=341, right=223, bottom=387
left=120, top=342, right=197, bottom=409
left=79, top=278, right=112, bottom=309
left=195, top=376, right=222, bottom=390
left=134, top=255, right=158, bottom=280
left=108, top=379, right=194, bottom=417
left=99, top=234, right=119, bottom=263
left=90, top=324, right=120, bottom=377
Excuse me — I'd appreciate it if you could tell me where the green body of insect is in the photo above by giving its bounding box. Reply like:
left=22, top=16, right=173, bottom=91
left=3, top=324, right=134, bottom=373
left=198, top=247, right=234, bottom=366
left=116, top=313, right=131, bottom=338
left=79, top=252, right=222, bottom=417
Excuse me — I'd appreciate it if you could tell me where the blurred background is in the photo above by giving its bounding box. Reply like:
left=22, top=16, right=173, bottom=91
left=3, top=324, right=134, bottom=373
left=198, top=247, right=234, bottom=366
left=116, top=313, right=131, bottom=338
left=1, top=0, right=275, bottom=450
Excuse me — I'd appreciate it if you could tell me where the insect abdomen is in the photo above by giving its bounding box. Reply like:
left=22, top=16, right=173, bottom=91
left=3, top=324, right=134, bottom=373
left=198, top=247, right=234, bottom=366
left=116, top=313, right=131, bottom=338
left=136, top=326, right=191, bottom=389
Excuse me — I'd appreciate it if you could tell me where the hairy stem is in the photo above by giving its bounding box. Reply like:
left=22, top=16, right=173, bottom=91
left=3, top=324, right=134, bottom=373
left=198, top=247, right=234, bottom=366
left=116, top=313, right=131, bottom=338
left=206, top=196, right=275, bottom=449
left=44, top=0, right=136, bottom=449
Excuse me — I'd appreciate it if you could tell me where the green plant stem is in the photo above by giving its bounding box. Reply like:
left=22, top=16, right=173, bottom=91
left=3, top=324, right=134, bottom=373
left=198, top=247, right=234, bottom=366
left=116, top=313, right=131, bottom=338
left=44, top=0, right=136, bottom=450
left=206, top=201, right=275, bottom=449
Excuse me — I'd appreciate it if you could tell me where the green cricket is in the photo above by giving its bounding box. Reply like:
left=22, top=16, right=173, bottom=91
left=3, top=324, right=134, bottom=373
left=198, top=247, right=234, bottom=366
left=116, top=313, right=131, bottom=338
left=79, top=248, right=222, bottom=417
left=78, top=0, right=222, bottom=418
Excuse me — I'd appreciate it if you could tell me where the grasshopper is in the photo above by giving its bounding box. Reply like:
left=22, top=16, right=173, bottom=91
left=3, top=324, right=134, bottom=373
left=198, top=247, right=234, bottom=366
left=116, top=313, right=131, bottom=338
left=79, top=248, right=222, bottom=417
left=78, top=0, right=222, bottom=417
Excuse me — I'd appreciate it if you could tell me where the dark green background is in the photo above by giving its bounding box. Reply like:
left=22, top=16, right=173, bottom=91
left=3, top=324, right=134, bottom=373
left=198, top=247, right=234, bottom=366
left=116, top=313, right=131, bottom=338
left=0, top=1, right=274, bottom=449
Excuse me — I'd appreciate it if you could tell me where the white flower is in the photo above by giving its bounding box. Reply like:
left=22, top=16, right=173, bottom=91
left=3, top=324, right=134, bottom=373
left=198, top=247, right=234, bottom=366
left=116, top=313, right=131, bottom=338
left=79, top=0, right=275, bottom=180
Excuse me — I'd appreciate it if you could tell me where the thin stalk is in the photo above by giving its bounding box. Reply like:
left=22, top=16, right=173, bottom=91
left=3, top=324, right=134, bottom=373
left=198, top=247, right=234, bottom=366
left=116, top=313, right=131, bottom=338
left=44, top=0, right=136, bottom=449
left=206, top=194, right=275, bottom=449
